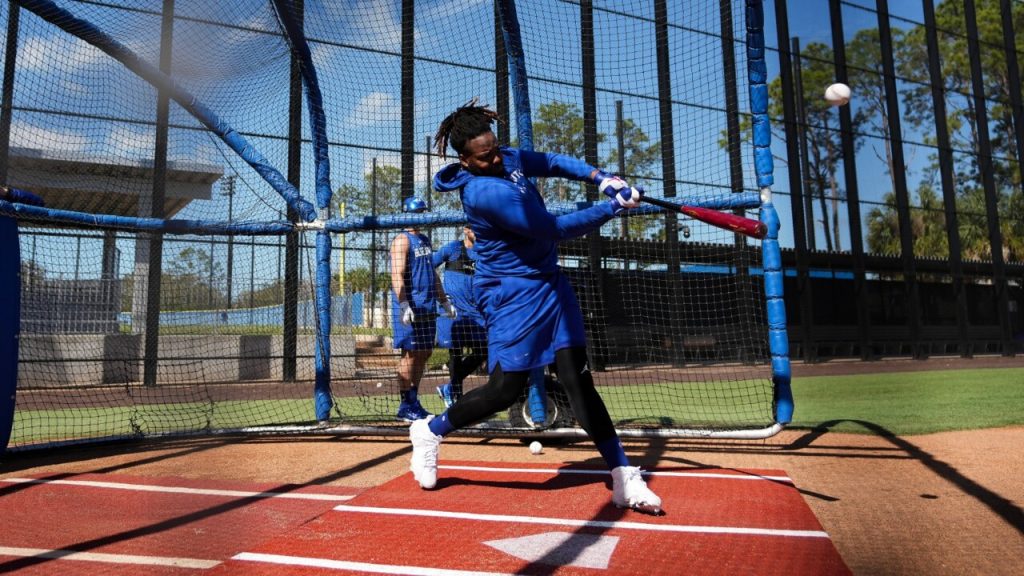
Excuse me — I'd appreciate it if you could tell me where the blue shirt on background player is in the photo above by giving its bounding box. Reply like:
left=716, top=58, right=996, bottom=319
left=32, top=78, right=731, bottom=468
left=390, top=196, right=456, bottom=422
left=431, top=226, right=486, bottom=407
left=408, top=99, right=662, bottom=515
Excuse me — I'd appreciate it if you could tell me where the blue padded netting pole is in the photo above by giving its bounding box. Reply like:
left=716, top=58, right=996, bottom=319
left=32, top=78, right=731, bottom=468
left=11, top=0, right=317, bottom=223
left=270, top=0, right=335, bottom=421
left=496, top=0, right=533, bottom=153
left=747, top=0, right=793, bottom=424
left=314, top=230, right=333, bottom=421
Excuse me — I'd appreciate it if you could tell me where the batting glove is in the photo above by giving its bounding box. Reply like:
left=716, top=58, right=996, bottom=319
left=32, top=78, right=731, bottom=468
left=594, top=170, right=629, bottom=199
left=608, top=184, right=644, bottom=215
left=399, top=301, right=415, bottom=326
left=440, top=300, right=458, bottom=320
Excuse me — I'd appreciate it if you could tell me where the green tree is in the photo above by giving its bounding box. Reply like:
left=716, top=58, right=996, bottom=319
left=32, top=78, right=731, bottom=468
left=866, top=183, right=948, bottom=258
left=897, top=0, right=1024, bottom=263
left=532, top=101, right=597, bottom=201
left=160, top=247, right=226, bottom=311
left=724, top=41, right=865, bottom=251
left=236, top=280, right=285, bottom=308
left=532, top=100, right=661, bottom=238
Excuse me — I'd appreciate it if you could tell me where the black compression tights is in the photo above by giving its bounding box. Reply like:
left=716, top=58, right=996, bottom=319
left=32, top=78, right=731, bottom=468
left=446, top=346, right=618, bottom=444
left=448, top=348, right=487, bottom=394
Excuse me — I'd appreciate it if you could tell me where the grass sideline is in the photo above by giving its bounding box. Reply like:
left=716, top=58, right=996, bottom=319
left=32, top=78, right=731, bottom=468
left=786, top=367, right=1024, bottom=435
left=9, top=367, right=1023, bottom=445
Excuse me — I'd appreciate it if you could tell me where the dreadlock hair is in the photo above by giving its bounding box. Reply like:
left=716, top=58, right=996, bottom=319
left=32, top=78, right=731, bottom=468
left=434, top=97, right=501, bottom=159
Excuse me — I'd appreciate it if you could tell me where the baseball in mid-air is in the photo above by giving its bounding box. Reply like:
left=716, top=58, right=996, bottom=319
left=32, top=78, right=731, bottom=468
left=529, top=441, right=543, bottom=455
left=824, top=83, right=851, bottom=106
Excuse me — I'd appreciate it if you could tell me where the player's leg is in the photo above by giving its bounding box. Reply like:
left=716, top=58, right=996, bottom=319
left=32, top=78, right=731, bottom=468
left=396, top=348, right=432, bottom=421
left=409, top=364, right=529, bottom=489
left=435, top=314, right=456, bottom=407
left=553, top=346, right=661, bottom=514
left=447, top=345, right=487, bottom=400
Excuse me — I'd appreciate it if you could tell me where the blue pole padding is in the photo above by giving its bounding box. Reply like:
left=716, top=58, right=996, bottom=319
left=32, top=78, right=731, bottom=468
left=0, top=217, right=20, bottom=452
left=11, top=0, right=316, bottom=222
left=313, top=230, right=333, bottom=421
left=270, top=0, right=332, bottom=211
left=496, top=0, right=533, bottom=151
left=746, top=0, right=774, bottom=189
left=747, top=0, right=791, bottom=424
left=761, top=203, right=792, bottom=423
left=527, top=367, right=547, bottom=426
left=2, top=186, right=44, bottom=206
left=0, top=199, right=294, bottom=235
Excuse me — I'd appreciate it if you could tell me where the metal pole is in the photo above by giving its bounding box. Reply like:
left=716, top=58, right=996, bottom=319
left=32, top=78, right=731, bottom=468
left=830, top=0, right=872, bottom=359
left=0, top=4, right=20, bottom=183
left=143, top=0, right=175, bottom=386
left=654, top=0, right=681, bottom=364
left=616, top=100, right=627, bottom=239
left=1001, top=0, right=1024, bottom=202
left=964, top=0, right=1013, bottom=355
left=876, top=0, right=922, bottom=358
left=922, top=0, right=969, bottom=358
left=774, top=0, right=814, bottom=362
left=720, top=0, right=748, bottom=262
left=580, top=0, right=607, bottom=370
left=400, top=0, right=414, bottom=203
left=283, top=0, right=304, bottom=381
left=792, top=38, right=817, bottom=252
left=494, top=0, right=509, bottom=146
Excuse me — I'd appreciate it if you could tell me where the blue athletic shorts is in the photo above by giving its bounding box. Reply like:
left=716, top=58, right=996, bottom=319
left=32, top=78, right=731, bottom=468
left=436, top=315, right=487, bottom=350
left=392, top=303, right=437, bottom=351
left=475, top=271, right=586, bottom=372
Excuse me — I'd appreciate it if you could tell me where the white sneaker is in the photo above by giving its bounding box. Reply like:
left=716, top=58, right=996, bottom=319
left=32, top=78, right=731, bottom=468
left=611, top=466, right=663, bottom=515
left=409, top=416, right=442, bottom=489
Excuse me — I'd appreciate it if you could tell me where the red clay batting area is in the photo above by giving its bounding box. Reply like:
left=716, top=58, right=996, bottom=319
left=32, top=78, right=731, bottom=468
left=1, top=461, right=849, bottom=575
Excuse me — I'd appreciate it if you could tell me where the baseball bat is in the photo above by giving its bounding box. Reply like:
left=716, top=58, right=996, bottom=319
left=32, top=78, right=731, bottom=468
left=640, top=196, right=767, bottom=239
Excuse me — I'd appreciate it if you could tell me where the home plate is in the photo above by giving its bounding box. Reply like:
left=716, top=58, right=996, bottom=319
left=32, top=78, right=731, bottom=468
left=213, top=461, right=851, bottom=575
left=485, top=532, right=619, bottom=569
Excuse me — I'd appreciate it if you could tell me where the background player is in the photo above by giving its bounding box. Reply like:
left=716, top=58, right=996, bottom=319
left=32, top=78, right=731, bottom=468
left=390, top=196, right=456, bottom=422
left=408, top=100, right=662, bottom=514
left=432, top=225, right=487, bottom=408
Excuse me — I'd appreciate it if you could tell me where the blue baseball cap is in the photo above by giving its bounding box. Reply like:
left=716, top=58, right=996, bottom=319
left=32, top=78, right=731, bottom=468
left=403, top=196, right=428, bottom=213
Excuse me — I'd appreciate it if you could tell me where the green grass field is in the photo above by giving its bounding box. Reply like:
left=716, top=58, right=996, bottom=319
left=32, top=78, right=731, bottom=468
left=785, top=367, right=1024, bottom=435
left=9, top=367, right=1023, bottom=446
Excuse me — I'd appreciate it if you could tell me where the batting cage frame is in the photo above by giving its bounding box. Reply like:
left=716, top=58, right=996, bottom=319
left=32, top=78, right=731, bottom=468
left=1, top=0, right=791, bottom=452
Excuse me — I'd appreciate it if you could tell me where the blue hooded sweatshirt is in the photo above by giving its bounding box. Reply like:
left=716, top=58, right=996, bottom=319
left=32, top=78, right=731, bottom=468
left=432, top=146, right=615, bottom=278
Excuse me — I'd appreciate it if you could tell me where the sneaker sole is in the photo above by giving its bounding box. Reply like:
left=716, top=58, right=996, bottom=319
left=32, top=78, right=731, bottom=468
left=614, top=501, right=664, bottom=515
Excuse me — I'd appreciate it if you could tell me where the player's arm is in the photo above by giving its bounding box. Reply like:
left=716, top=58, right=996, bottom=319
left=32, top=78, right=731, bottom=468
left=390, top=234, right=409, bottom=303
left=432, top=240, right=455, bottom=269
left=517, top=150, right=643, bottom=212
left=473, top=180, right=613, bottom=241
left=517, top=149, right=595, bottom=181
left=435, top=270, right=456, bottom=318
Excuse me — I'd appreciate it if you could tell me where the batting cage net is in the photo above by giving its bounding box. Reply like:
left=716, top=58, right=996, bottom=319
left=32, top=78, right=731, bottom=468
left=1, top=0, right=788, bottom=451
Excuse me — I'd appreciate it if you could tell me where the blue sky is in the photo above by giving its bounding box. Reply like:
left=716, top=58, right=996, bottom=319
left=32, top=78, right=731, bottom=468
left=5, top=0, right=1004, bottom=291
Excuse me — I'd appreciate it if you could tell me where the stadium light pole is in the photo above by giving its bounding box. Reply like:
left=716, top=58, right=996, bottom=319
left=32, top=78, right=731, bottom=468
left=223, top=175, right=235, bottom=309
left=369, top=158, right=378, bottom=329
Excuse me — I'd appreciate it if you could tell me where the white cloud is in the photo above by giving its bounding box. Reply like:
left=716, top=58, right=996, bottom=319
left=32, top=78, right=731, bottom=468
left=10, top=120, right=90, bottom=152
left=105, top=123, right=155, bottom=159
left=16, top=33, right=108, bottom=72
left=319, top=0, right=423, bottom=50
left=346, top=92, right=401, bottom=126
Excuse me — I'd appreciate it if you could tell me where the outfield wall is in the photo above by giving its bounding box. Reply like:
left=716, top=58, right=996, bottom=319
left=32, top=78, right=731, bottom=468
left=18, top=335, right=356, bottom=387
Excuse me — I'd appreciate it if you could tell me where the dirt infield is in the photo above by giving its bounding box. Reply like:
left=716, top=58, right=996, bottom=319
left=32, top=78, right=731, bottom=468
left=3, top=355, right=1023, bottom=575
